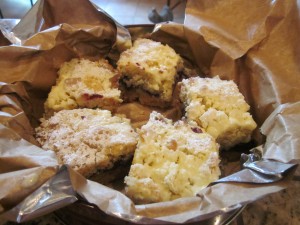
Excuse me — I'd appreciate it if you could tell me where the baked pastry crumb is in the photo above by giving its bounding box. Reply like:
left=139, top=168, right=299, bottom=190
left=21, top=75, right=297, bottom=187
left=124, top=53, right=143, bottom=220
left=117, top=38, right=184, bottom=107
left=124, top=111, right=220, bottom=204
left=35, top=108, right=138, bottom=177
left=179, top=76, right=257, bottom=149
left=44, top=58, right=122, bottom=114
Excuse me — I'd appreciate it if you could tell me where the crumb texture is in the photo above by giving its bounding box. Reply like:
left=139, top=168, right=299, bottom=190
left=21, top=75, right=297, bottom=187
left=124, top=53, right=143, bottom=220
left=179, top=76, right=257, bottom=149
left=124, top=111, right=220, bottom=203
left=117, top=38, right=184, bottom=105
left=35, top=108, right=138, bottom=177
left=44, top=58, right=122, bottom=113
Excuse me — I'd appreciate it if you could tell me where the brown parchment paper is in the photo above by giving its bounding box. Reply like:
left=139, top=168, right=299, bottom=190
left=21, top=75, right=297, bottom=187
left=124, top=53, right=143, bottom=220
left=184, top=0, right=300, bottom=125
left=0, top=0, right=300, bottom=224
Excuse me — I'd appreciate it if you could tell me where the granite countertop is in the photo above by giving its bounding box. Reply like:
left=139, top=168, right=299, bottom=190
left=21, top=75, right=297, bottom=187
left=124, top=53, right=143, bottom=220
left=234, top=178, right=300, bottom=225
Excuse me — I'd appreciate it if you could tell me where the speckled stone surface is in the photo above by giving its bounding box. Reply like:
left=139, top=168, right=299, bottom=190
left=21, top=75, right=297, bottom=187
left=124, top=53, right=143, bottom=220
left=239, top=179, right=300, bottom=225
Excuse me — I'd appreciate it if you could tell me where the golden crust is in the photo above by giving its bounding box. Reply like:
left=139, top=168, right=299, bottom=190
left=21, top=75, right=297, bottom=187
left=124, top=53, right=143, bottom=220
left=180, top=76, right=257, bottom=149
left=117, top=38, right=184, bottom=107
left=44, top=58, right=122, bottom=115
left=35, top=108, right=138, bottom=177
left=124, top=112, right=220, bottom=203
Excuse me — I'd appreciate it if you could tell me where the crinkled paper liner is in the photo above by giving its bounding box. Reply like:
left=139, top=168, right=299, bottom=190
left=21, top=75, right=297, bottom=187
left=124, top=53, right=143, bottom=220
left=0, top=0, right=299, bottom=224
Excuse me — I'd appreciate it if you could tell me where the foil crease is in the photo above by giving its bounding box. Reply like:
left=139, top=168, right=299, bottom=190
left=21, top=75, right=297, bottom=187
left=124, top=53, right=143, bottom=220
left=0, top=166, right=77, bottom=223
